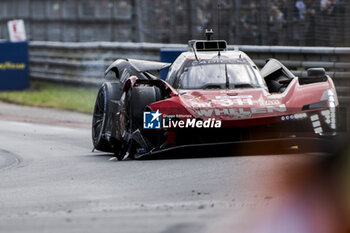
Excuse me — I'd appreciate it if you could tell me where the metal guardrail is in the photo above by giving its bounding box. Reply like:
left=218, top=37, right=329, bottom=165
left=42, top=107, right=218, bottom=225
left=29, top=41, right=350, bottom=104
left=29, top=41, right=183, bottom=85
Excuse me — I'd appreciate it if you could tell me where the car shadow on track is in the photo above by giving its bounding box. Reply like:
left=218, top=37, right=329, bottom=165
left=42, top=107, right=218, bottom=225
left=137, top=145, right=305, bottom=161
left=138, top=136, right=341, bottom=160
left=90, top=142, right=323, bottom=162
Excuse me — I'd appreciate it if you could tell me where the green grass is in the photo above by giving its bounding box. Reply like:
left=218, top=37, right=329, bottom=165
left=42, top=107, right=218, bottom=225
left=0, top=81, right=98, bottom=114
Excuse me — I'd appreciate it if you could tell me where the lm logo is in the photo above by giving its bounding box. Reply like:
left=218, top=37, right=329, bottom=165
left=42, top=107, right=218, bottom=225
left=143, top=110, right=161, bottom=129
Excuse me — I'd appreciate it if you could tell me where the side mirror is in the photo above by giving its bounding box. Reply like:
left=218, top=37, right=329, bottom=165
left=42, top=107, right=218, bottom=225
left=299, top=68, right=327, bottom=85
left=307, top=68, right=326, bottom=78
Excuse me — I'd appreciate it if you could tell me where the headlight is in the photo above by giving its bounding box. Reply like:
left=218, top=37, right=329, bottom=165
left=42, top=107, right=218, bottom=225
left=320, top=89, right=337, bottom=129
left=320, top=89, right=338, bottom=108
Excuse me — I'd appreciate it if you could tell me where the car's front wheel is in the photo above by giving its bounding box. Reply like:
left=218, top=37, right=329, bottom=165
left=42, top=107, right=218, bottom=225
left=92, top=86, right=112, bottom=152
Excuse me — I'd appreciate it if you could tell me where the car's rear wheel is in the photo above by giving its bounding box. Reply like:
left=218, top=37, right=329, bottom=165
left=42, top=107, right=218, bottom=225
left=127, top=86, right=163, bottom=131
left=122, top=86, right=163, bottom=158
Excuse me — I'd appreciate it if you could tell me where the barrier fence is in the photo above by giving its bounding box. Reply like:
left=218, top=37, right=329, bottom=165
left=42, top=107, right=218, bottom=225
left=29, top=41, right=350, bottom=103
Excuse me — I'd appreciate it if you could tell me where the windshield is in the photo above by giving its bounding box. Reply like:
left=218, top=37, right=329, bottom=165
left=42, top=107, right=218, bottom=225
left=177, top=61, right=266, bottom=90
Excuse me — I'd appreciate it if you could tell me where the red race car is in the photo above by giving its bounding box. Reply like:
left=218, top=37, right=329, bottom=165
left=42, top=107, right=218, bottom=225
left=92, top=36, right=339, bottom=160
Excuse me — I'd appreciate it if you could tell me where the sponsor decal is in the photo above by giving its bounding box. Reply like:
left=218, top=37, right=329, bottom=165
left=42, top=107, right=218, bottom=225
left=191, top=98, right=254, bottom=108
left=196, top=108, right=251, bottom=118
left=265, top=100, right=281, bottom=105
left=0, top=62, right=26, bottom=70
left=195, top=104, right=287, bottom=118
left=215, top=95, right=253, bottom=99
left=191, top=59, right=248, bottom=66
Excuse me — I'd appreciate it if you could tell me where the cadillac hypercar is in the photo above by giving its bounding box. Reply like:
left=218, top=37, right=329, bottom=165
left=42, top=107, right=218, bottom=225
left=92, top=37, right=339, bottom=159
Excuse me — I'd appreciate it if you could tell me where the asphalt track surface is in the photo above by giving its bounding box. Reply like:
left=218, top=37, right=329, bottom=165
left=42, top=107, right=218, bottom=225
left=0, top=102, right=323, bottom=233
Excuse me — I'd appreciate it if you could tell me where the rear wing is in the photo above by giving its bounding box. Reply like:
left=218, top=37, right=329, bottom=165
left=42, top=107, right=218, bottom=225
left=105, top=59, right=170, bottom=75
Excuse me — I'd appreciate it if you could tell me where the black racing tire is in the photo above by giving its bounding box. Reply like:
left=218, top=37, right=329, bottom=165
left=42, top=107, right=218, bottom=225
left=92, top=82, right=122, bottom=153
left=127, top=86, right=163, bottom=132
left=92, top=86, right=111, bottom=152
left=122, top=86, right=163, bottom=159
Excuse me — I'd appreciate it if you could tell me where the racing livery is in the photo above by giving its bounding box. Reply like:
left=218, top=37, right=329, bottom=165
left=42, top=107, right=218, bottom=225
left=92, top=33, right=339, bottom=160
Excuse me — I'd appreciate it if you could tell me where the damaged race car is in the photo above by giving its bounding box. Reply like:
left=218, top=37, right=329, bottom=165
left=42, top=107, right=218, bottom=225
left=92, top=33, right=339, bottom=160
